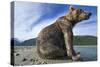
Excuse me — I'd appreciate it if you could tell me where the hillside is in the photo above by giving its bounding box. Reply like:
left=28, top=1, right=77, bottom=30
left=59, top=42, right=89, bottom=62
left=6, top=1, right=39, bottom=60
left=11, top=36, right=97, bottom=46
left=73, top=36, right=97, bottom=45
left=19, top=38, right=36, bottom=46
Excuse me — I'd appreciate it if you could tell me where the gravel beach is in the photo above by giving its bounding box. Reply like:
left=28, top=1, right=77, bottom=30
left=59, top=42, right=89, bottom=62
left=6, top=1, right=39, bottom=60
left=12, top=45, right=97, bottom=66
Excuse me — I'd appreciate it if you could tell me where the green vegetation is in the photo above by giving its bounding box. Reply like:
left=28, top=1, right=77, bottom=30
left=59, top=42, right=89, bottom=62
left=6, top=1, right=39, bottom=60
left=73, top=36, right=97, bottom=45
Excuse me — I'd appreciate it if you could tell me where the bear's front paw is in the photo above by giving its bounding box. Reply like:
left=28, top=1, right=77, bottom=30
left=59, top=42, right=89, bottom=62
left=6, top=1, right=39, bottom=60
left=72, top=53, right=81, bottom=61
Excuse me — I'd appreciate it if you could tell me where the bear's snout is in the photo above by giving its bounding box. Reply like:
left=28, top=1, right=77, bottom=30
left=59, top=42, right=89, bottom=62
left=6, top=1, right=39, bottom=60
left=88, top=12, right=92, bottom=16
left=85, top=12, right=92, bottom=20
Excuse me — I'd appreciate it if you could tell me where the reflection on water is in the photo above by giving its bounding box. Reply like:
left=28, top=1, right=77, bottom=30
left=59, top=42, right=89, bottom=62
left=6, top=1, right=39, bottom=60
left=74, top=45, right=97, bottom=61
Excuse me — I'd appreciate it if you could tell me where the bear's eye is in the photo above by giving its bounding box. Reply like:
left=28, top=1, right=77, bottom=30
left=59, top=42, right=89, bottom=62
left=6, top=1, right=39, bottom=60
left=79, top=9, right=83, bottom=12
left=77, top=9, right=83, bottom=14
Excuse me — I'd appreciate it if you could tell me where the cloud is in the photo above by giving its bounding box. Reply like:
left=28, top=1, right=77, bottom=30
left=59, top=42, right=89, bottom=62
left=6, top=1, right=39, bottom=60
left=14, top=2, right=44, bottom=31
left=14, top=2, right=44, bottom=41
left=15, top=18, right=57, bottom=41
left=73, top=16, right=97, bottom=36
left=14, top=1, right=97, bottom=41
left=14, top=1, right=67, bottom=41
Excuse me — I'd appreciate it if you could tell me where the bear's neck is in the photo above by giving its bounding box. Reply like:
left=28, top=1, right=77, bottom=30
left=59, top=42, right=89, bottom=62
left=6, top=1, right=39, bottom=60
left=66, top=18, right=77, bottom=27
left=65, top=16, right=77, bottom=27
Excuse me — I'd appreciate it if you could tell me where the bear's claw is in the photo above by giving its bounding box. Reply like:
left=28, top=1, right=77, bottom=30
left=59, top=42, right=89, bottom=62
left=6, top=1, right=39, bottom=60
left=72, top=53, right=81, bottom=61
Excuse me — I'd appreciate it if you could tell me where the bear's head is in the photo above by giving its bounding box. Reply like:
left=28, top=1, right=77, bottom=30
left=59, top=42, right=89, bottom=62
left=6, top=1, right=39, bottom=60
left=66, top=6, right=91, bottom=24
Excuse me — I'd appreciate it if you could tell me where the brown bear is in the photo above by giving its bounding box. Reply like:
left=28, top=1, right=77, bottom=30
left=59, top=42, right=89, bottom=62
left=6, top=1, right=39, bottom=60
left=36, top=6, right=91, bottom=61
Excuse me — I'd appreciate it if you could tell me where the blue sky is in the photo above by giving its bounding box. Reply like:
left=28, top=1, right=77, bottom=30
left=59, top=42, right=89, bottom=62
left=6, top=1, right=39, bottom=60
left=13, top=1, right=97, bottom=41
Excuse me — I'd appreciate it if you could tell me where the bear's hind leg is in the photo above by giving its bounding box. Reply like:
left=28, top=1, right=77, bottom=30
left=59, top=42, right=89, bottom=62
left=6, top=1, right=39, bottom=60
left=37, top=44, right=66, bottom=59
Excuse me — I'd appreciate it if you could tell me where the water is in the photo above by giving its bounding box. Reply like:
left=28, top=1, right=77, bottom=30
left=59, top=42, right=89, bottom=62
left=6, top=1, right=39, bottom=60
left=74, top=45, right=97, bottom=61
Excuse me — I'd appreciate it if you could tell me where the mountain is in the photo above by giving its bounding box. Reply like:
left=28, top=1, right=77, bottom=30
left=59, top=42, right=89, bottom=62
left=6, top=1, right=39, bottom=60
left=19, top=38, right=36, bottom=46
left=12, top=36, right=97, bottom=46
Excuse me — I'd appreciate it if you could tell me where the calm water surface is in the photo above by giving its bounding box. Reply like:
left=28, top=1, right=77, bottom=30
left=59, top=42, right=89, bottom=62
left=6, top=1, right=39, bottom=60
left=74, top=45, right=97, bottom=61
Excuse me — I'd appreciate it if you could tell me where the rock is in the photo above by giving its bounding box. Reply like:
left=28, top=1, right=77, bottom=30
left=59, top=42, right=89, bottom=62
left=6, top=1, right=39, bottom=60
left=42, top=61, right=47, bottom=64
left=22, top=58, right=27, bottom=62
left=16, top=53, right=20, bottom=56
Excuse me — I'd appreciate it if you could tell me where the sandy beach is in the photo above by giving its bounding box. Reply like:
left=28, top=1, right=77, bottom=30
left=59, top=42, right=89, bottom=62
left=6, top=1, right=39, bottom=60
left=12, top=45, right=97, bottom=66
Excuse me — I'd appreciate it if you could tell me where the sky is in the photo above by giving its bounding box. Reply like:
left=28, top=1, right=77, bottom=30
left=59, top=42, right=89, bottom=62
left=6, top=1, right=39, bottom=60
left=13, top=1, right=97, bottom=41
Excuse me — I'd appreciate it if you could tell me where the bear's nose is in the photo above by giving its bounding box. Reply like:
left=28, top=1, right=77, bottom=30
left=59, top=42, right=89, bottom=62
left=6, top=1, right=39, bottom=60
left=88, top=13, right=92, bottom=16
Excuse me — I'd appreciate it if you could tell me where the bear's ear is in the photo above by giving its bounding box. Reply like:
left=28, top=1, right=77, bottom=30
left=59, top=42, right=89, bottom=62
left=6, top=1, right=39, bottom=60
left=69, top=6, right=75, bottom=11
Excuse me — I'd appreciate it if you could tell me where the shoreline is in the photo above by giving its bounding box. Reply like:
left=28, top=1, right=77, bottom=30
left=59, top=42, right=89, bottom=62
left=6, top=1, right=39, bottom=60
left=13, top=45, right=97, bottom=47
left=74, top=45, right=97, bottom=47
